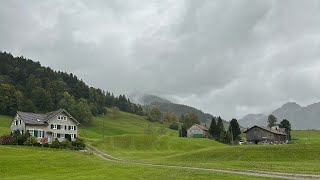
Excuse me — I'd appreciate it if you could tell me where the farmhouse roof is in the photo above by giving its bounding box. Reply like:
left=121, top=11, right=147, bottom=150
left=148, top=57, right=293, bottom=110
left=15, top=109, right=80, bottom=126
left=194, top=124, right=209, bottom=131
left=244, top=125, right=287, bottom=135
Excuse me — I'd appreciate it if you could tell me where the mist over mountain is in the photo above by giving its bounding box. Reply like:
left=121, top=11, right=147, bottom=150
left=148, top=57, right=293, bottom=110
left=239, top=102, right=320, bottom=129
left=129, top=93, right=172, bottom=105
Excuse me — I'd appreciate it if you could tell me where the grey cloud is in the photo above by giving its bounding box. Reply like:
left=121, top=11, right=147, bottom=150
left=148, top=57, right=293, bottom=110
left=1, top=0, right=320, bottom=120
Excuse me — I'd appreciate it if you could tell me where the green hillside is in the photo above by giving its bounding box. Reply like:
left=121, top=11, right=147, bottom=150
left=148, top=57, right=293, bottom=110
left=79, top=110, right=177, bottom=140
left=93, top=134, right=225, bottom=162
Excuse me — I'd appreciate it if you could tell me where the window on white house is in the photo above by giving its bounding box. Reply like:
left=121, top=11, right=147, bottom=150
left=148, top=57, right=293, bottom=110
left=15, top=120, right=18, bottom=125
left=53, top=124, right=57, bottom=129
left=70, top=126, right=75, bottom=130
left=19, top=120, right=21, bottom=125
left=58, top=116, right=67, bottom=121
left=60, top=134, right=65, bottom=138
left=38, top=131, right=43, bottom=138
left=71, top=134, right=75, bottom=139
left=29, top=130, right=34, bottom=136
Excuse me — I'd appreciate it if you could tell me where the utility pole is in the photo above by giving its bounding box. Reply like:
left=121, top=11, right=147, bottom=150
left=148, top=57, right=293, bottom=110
left=230, top=124, right=234, bottom=145
left=102, top=113, right=105, bottom=139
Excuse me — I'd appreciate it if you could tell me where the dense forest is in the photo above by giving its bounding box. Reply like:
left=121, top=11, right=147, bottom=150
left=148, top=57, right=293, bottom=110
left=0, top=52, right=144, bottom=123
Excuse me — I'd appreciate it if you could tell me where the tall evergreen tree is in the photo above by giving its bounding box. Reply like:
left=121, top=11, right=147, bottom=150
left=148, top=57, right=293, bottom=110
left=209, top=117, right=218, bottom=138
left=228, top=118, right=241, bottom=141
left=216, top=116, right=224, bottom=138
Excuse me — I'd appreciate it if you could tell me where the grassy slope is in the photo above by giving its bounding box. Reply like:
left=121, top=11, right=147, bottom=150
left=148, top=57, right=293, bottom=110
left=93, top=134, right=225, bottom=162
left=0, top=115, right=11, bottom=135
left=79, top=110, right=177, bottom=140
left=94, top=130, right=320, bottom=174
left=0, top=146, right=274, bottom=180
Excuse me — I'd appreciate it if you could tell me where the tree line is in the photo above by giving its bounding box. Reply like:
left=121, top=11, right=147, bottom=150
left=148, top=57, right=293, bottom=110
left=0, top=52, right=144, bottom=123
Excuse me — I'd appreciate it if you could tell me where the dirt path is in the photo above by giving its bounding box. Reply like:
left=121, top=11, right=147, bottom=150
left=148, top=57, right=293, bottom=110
left=86, top=145, right=320, bottom=180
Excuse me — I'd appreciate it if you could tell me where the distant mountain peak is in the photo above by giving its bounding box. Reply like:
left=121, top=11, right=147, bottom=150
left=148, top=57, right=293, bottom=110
left=239, top=101, right=320, bottom=129
left=281, top=102, right=301, bottom=109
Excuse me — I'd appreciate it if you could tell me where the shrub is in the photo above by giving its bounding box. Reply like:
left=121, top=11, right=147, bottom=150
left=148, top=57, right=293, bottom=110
left=169, top=122, right=179, bottom=130
left=43, top=143, right=49, bottom=147
left=50, top=138, right=61, bottom=149
left=60, top=139, right=72, bottom=149
left=40, top=137, right=48, bottom=146
left=72, top=138, right=85, bottom=150
left=24, top=136, right=37, bottom=146
left=0, top=135, right=14, bottom=145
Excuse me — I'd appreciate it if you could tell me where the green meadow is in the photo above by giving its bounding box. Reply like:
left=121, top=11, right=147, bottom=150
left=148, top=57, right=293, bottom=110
left=1, top=146, right=275, bottom=180
left=1, top=111, right=320, bottom=179
left=78, top=110, right=177, bottom=140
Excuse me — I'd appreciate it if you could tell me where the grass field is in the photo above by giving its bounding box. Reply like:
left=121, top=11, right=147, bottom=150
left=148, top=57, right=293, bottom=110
left=0, top=146, right=275, bottom=180
left=1, top=111, right=320, bottom=178
left=79, top=110, right=177, bottom=140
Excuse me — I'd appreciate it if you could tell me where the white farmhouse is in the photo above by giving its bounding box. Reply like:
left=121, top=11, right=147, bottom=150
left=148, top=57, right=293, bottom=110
left=10, top=109, right=80, bottom=143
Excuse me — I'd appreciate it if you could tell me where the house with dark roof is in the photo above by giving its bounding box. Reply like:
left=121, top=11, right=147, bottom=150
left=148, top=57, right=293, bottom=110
left=187, top=124, right=209, bottom=138
left=10, top=109, right=80, bottom=143
left=244, top=125, right=288, bottom=144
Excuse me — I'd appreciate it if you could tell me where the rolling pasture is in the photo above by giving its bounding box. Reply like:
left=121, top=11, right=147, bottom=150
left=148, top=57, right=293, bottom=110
left=1, top=111, right=320, bottom=178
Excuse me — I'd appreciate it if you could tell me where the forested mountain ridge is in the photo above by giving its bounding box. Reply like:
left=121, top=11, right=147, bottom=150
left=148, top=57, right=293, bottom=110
left=0, top=52, right=144, bottom=123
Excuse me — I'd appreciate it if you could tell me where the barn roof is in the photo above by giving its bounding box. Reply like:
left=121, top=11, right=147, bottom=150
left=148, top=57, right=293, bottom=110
left=244, top=125, right=287, bottom=135
left=188, top=124, right=209, bottom=131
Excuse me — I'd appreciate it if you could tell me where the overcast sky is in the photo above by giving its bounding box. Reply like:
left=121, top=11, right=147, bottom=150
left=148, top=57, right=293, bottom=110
left=1, top=0, right=320, bottom=120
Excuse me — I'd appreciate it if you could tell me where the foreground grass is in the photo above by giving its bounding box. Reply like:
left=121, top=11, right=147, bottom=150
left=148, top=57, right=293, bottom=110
left=0, top=146, right=275, bottom=180
left=79, top=110, right=177, bottom=140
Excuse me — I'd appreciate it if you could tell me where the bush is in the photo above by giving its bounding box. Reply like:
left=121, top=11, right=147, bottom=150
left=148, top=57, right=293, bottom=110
left=0, top=135, right=14, bottom=145
left=50, top=138, right=61, bottom=149
left=43, top=143, right=49, bottom=147
left=72, top=138, right=85, bottom=150
left=24, top=136, right=37, bottom=146
left=169, top=122, right=179, bottom=130
left=60, top=139, right=72, bottom=149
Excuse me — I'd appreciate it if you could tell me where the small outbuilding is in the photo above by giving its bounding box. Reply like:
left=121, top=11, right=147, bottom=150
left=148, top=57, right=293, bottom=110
left=244, top=125, right=287, bottom=144
left=187, top=124, right=209, bottom=138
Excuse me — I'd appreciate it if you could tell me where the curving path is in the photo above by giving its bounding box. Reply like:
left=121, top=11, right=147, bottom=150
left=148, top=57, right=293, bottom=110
left=86, top=145, right=320, bottom=180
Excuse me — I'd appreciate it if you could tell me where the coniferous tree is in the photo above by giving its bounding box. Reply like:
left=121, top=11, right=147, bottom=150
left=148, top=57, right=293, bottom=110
left=209, top=117, right=218, bottom=138
left=216, top=116, right=224, bottom=138
left=228, top=118, right=241, bottom=141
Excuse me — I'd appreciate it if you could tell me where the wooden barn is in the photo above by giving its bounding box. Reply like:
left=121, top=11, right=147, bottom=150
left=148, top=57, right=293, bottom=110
left=244, top=125, right=288, bottom=144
